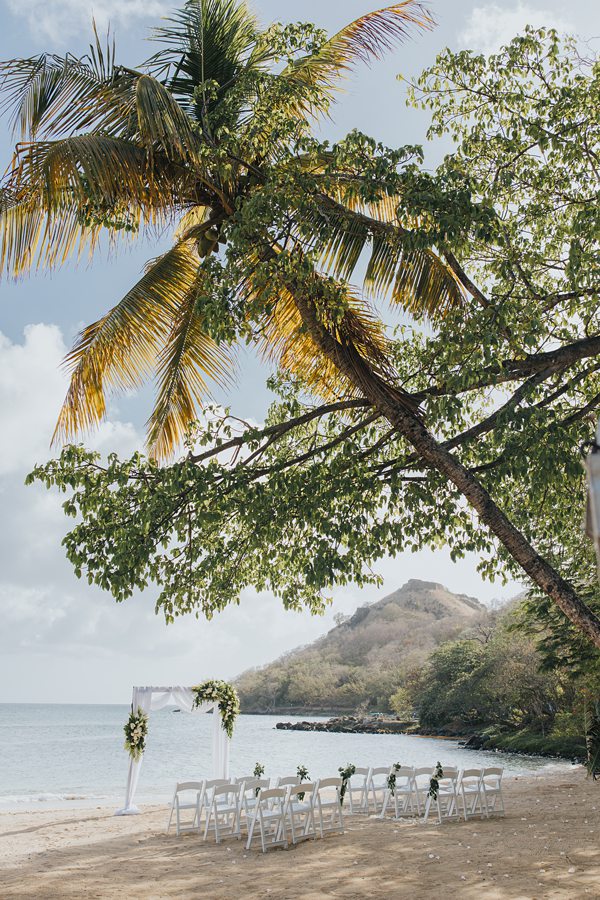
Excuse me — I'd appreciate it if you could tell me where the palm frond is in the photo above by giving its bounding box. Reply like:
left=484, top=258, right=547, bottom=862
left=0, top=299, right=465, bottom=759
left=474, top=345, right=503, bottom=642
left=300, top=196, right=465, bottom=323
left=53, top=241, right=201, bottom=444
left=148, top=0, right=260, bottom=118
left=134, top=74, right=202, bottom=163
left=9, top=134, right=179, bottom=211
left=254, top=274, right=391, bottom=402
left=0, top=135, right=194, bottom=276
left=327, top=1, right=433, bottom=67
left=0, top=27, right=139, bottom=141
left=147, top=274, right=234, bottom=459
left=280, top=2, right=433, bottom=113
left=0, top=184, right=105, bottom=275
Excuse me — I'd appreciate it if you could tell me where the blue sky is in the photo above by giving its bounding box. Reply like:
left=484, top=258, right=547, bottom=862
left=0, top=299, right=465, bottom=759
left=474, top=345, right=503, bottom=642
left=0, top=0, right=597, bottom=703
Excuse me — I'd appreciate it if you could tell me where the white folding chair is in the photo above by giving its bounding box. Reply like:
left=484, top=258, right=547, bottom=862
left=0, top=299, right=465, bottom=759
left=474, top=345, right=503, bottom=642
left=345, top=767, right=371, bottom=815
left=239, top=777, right=271, bottom=824
left=198, top=777, right=231, bottom=820
left=412, top=767, right=434, bottom=816
left=423, top=766, right=460, bottom=824
left=203, top=782, right=243, bottom=843
left=285, top=782, right=317, bottom=844
left=245, top=787, right=288, bottom=853
left=368, top=767, right=392, bottom=814
left=481, top=767, right=505, bottom=817
left=166, top=781, right=204, bottom=835
left=315, top=777, right=344, bottom=838
left=458, top=769, right=485, bottom=820
left=380, top=766, right=415, bottom=819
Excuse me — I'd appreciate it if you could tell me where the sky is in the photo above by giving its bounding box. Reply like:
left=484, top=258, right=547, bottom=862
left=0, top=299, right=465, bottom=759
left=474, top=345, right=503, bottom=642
left=0, top=0, right=598, bottom=704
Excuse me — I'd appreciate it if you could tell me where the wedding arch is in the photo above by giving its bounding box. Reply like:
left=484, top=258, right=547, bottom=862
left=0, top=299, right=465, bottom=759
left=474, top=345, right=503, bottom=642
left=115, top=681, right=239, bottom=815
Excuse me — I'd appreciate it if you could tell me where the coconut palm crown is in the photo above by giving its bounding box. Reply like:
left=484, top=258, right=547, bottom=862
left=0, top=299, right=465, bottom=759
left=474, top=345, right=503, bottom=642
left=0, top=0, right=465, bottom=459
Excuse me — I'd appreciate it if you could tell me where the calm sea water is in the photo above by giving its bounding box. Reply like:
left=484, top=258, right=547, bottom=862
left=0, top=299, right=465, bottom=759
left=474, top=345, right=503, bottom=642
left=0, top=704, right=574, bottom=810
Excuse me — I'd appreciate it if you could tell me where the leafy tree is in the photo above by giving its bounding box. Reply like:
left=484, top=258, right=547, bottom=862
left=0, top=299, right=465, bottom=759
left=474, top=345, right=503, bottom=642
left=389, top=686, right=413, bottom=717
left=417, top=640, right=486, bottom=729
left=3, top=7, right=600, bottom=644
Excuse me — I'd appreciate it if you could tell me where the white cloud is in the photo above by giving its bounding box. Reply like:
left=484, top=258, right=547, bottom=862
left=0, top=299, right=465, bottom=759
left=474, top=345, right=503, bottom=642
left=5, top=0, right=170, bottom=43
left=460, top=2, right=575, bottom=54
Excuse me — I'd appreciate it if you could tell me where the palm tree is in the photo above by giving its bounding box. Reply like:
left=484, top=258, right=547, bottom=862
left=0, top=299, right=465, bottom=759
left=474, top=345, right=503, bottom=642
left=3, top=0, right=600, bottom=646
left=0, top=0, right=461, bottom=460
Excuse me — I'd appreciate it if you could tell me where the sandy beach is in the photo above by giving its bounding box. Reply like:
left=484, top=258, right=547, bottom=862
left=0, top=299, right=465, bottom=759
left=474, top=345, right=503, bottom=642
left=0, top=768, right=598, bottom=899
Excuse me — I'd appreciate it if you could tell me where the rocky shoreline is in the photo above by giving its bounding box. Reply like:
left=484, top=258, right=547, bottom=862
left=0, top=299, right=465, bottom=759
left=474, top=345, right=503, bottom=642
left=276, top=715, right=420, bottom=736
left=274, top=715, right=584, bottom=761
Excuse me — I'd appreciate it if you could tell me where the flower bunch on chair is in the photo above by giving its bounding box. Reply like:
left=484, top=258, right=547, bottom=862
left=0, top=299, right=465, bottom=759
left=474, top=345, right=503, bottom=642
left=338, top=763, right=356, bottom=804
left=387, top=762, right=402, bottom=793
left=297, top=765, right=310, bottom=801
left=428, top=762, right=444, bottom=801
left=123, top=707, right=149, bottom=760
left=191, top=680, right=240, bottom=738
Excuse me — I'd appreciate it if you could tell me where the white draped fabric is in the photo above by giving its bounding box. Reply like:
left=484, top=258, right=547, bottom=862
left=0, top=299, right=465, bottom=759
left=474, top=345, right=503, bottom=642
left=115, top=685, right=230, bottom=816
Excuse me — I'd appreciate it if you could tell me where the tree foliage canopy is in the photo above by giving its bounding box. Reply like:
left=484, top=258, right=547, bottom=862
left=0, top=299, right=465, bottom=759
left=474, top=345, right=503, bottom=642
left=5, top=9, right=600, bottom=640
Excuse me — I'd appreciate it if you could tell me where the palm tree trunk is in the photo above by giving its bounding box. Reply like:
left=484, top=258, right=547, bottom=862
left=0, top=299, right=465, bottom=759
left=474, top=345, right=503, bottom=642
left=293, top=289, right=600, bottom=649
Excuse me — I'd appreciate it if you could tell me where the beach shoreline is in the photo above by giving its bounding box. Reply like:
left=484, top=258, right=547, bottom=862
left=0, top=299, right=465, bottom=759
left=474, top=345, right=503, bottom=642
left=1, top=768, right=599, bottom=898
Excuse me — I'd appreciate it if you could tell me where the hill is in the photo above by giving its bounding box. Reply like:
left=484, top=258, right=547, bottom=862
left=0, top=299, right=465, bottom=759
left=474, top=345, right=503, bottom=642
left=235, top=580, right=488, bottom=715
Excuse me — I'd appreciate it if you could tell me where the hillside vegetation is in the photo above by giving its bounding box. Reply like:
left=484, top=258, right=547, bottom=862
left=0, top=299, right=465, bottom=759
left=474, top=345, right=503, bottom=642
left=236, top=580, right=595, bottom=759
left=235, top=580, right=488, bottom=714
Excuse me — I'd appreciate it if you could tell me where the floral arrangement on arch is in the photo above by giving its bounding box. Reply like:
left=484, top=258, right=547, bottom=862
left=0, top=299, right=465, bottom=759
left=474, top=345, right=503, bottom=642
left=124, top=707, right=149, bottom=760
left=191, top=679, right=240, bottom=738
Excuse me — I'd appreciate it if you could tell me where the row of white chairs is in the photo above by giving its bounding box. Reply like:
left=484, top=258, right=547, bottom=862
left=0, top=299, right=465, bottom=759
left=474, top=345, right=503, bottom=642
left=166, top=776, right=345, bottom=852
left=344, top=765, right=504, bottom=823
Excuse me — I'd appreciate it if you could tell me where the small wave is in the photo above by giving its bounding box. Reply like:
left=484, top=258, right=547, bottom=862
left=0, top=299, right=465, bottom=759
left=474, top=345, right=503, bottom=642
left=0, top=792, right=110, bottom=805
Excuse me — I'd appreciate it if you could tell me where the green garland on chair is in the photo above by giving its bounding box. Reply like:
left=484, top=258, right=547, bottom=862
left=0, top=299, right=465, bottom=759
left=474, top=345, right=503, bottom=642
left=297, top=765, right=310, bottom=801
left=191, top=680, right=240, bottom=738
left=387, top=762, right=402, bottom=792
left=338, top=763, right=356, bottom=805
left=428, top=762, right=444, bottom=800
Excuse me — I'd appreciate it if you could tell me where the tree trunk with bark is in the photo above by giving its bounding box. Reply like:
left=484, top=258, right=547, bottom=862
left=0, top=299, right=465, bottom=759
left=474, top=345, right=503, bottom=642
left=293, top=288, right=600, bottom=649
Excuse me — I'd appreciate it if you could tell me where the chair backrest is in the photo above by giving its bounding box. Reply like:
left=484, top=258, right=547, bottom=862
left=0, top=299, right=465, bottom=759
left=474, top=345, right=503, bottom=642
left=460, top=768, right=483, bottom=782
left=317, top=777, right=342, bottom=791
left=413, top=767, right=434, bottom=779
left=204, top=778, right=230, bottom=791
left=175, top=781, right=204, bottom=793
left=241, top=777, right=270, bottom=796
left=212, top=782, right=242, bottom=800
left=440, top=766, right=458, bottom=781
left=257, top=787, right=286, bottom=803
left=234, top=775, right=253, bottom=785
left=482, top=767, right=503, bottom=786
left=288, top=782, right=316, bottom=800
left=371, top=767, right=391, bottom=778
left=276, top=775, right=301, bottom=788
left=238, top=777, right=258, bottom=791
left=393, top=766, right=414, bottom=782
left=352, top=767, right=371, bottom=779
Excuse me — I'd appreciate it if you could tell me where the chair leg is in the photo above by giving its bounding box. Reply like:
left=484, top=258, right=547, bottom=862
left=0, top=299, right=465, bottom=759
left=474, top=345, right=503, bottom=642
left=381, top=790, right=389, bottom=819
left=246, top=813, right=255, bottom=851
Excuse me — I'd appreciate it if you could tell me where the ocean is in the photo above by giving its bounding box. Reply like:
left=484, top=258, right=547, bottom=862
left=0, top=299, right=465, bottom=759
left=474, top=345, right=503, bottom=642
left=0, top=704, right=574, bottom=810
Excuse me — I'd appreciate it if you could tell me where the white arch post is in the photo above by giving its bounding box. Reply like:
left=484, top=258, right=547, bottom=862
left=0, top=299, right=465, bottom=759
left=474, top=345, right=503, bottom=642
left=115, top=685, right=230, bottom=816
